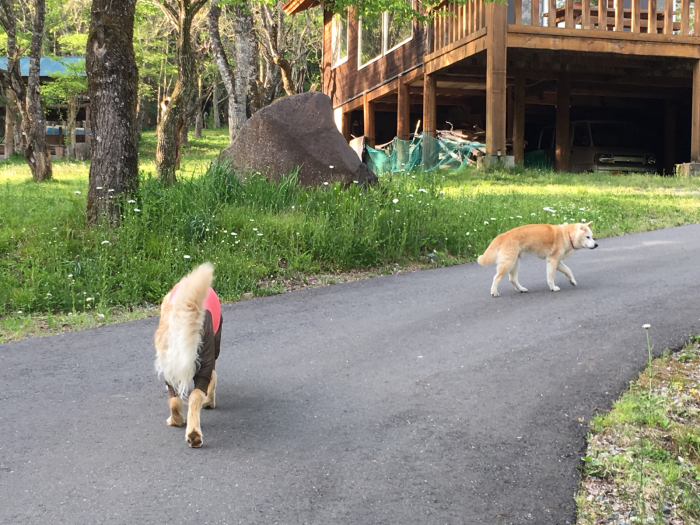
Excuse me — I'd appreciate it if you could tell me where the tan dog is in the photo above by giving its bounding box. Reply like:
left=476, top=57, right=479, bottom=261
left=477, top=222, right=598, bottom=297
left=154, top=263, right=223, bottom=447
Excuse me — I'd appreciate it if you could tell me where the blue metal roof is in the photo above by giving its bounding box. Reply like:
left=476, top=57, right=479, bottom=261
left=0, top=57, right=84, bottom=77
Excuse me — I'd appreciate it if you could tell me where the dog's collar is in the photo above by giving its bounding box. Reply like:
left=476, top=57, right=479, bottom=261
left=568, top=232, right=576, bottom=250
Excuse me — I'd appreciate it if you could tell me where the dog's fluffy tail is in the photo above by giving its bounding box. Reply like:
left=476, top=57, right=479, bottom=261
left=155, top=262, right=214, bottom=398
left=477, top=237, right=500, bottom=266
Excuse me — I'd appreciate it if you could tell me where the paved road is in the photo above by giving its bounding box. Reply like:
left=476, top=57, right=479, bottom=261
left=2, top=225, right=700, bottom=525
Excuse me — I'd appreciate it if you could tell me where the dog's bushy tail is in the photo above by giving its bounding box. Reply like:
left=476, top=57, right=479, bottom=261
left=477, top=238, right=500, bottom=266
left=156, top=262, right=214, bottom=398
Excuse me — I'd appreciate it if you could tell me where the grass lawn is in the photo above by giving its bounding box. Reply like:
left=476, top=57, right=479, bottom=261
left=577, top=335, right=700, bottom=524
left=3, top=128, right=700, bottom=341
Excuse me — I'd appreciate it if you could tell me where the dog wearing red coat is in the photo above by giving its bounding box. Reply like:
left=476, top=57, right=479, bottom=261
left=154, top=262, right=222, bottom=448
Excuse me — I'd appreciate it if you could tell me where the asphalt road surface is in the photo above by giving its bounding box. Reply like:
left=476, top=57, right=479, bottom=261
left=3, top=225, right=700, bottom=525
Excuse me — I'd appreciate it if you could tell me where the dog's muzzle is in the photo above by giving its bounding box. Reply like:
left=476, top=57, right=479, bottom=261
left=591, top=243, right=598, bottom=249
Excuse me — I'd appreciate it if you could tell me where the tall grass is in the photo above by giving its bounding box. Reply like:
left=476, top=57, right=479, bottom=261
left=3, top=148, right=700, bottom=315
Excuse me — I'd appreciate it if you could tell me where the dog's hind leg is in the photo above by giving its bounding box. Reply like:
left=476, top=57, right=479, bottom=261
left=508, top=260, right=528, bottom=293
left=203, top=370, right=217, bottom=410
left=185, top=389, right=206, bottom=448
left=165, top=383, right=184, bottom=426
left=491, top=260, right=514, bottom=297
left=167, top=397, right=185, bottom=426
left=546, top=257, right=560, bottom=292
left=557, top=261, right=577, bottom=287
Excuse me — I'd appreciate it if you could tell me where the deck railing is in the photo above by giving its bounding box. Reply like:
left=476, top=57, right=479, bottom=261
left=431, top=0, right=698, bottom=54
left=432, top=0, right=486, bottom=52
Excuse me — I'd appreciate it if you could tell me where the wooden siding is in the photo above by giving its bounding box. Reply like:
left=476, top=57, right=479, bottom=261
left=323, top=8, right=427, bottom=109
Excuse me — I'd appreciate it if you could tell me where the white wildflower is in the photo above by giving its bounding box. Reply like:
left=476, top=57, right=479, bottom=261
left=46, top=292, right=52, bottom=297
left=643, top=324, right=651, bottom=329
left=393, top=199, right=399, bottom=204
left=86, top=297, right=93, bottom=302
left=128, top=200, right=136, bottom=204
left=324, top=182, right=329, bottom=186
left=439, top=191, right=445, bottom=194
left=68, top=274, right=73, bottom=278
left=134, top=209, right=140, bottom=212
left=74, top=191, right=81, bottom=194
left=108, top=189, right=115, bottom=193
left=257, top=233, right=263, bottom=236
left=183, top=255, right=191, bottom=259
left=329, top=165, right=334, bottom=169
left=101, top=240, right=110, bottom=245
left=253, top=228, right=258, bottom=231
left=97, top=187, right=104, bottom=190
left=419, top=188, right=427, bottom=193
left=231, top=232, right=237, bottom=236
left=484, top=221, right=489, bottom=225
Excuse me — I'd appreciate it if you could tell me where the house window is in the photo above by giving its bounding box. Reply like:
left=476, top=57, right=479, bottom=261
left=359, top=13, right=383, bottom=67
left=386, top=7, right=413, bottom=52
left=359, top=0, right=414, bottom=68
left=331, top=9, right=349, bottom=68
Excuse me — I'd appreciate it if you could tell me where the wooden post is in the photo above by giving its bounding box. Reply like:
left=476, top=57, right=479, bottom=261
left=691, top=61, right=700, bottom=162
left=513, top=73, right=526, bottom=165
left=423, top=73, right=437, bottom=138
left=582, top=0, right=591, bottom=29
left=664, top=100, right=676, bottom=174
left=565, top=0, right=574, bottom=28
left=549, top=0, right=557, bottom=27
left=648, top=0, right=657, bottom=33
left=555, top=75, right=571, bottom=173
left=615, top=0, right=624, bottom=31
left=4, top=91, right=14, bottom=158
left=397, top=78, right=411, bottom=140
left=531, top=0, right=540, bottom=26
left=599, top=0, right=608, bottom=30
left=680, top=0, right=689, bottom=35
left=664, top=0, right=674, bottom=35
left=514, top=0, right=522, bottom=25
left=506, top=84, right=514, bottom=143
left=363, top=92, right=375, bottom=148
left=342, top=112, right=352, bottom=142
left=485, top=1, right=507, bottom=158
left=631, top=0, right=640, bottom=32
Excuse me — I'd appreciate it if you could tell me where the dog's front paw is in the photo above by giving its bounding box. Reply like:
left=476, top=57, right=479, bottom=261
left=518, top=287, right=528, bottom=293
left=551, top=286, right=561, bottom=292
left=569, top=279, right=577, bottom=287
left=491, top=292, right=500, bottom=298
left=186, top=428, right=203, bottom=448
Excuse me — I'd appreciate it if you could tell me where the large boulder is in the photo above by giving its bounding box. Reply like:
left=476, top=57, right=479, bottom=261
left=221, top=92, right=377, bottom=186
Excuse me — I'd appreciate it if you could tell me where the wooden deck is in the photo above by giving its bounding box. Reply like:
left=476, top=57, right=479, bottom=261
left=283, top=0, right=700, bottom=170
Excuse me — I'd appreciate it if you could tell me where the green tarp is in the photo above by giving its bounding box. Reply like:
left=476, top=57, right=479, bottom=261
left=363, top=133, right=485, bottom=175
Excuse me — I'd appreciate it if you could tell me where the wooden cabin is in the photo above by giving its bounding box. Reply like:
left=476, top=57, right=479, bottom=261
left=282, top=0, right=700, bottom=173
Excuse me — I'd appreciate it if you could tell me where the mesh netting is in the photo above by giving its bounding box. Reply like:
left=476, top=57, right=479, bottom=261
left=363, top=133, right=485, bottom=175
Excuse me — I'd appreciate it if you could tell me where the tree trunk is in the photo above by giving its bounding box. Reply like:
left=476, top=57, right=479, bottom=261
left=154, top=0, right=207, bottom=184
left=13, top=112, right=22, bottom=154
left=67, top=97, right=77, bottom=159
left=0, top=0, right=52, bottom=181
left=23, top=0, right=52, bottom=181
left=233, top=5, right=258, bottom=118
left=212, top=79, right=220, bottom=129
left=4, top=90, right=14, bottom=158
left=194, top=75, right=203, bottom=138
left=208, top=1, right=240, bottom=144
left=136, top=96, right=146, bottom=142
left=85, top=0, right=139, bottom=225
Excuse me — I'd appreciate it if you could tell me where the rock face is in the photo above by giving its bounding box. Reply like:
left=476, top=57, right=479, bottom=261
left=221, top=92, right=377, bottom=186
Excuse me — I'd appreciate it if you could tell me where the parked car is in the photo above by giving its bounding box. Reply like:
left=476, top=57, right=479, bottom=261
left=537, top=121, right=657, bottom=174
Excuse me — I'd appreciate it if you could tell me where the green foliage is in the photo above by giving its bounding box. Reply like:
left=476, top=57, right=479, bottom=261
left=41, top=59, right=87, bottom=106
left=56, top=33, right=88, bottom=56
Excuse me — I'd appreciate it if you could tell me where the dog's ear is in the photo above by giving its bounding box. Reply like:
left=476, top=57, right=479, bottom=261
left=583, top=221, right=593, bottom=228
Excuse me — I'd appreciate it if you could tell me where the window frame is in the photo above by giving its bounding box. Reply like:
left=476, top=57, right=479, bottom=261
left=331, top=8, right=349, bottom=69
left=358, top=2, right=414, bottom=71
